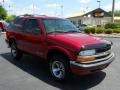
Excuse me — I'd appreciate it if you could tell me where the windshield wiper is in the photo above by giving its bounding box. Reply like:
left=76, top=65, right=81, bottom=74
left=47, top=30, right=81, bottom=34
left=66, top=30, right=81, bottom=33
left=47, top=31, right=67, bottom=34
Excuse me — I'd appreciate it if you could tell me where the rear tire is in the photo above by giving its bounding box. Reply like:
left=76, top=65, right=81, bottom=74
left=11, top=42, right=22, bottom=60
left=49, top=55, right=71, bottom=82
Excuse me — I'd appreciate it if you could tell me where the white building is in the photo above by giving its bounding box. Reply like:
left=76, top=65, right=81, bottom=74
left=67, top=8, right=112, bottom=27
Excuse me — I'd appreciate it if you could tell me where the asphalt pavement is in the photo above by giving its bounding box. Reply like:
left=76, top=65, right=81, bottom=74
left=0, top=33, right=120, bottom=90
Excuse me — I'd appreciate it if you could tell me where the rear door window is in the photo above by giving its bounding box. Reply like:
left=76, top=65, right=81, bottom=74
left=9, top=17, right=24, bottom=32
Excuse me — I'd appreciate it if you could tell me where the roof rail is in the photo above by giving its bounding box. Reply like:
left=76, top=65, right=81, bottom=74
left=19, top=14, right=47, bottom=17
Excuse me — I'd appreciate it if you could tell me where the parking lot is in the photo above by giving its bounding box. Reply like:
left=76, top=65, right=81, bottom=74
left=0, top=33, right=120, bottom=90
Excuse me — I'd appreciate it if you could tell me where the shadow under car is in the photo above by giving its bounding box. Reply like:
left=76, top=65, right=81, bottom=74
left=0, top=52, right=106, bottom=90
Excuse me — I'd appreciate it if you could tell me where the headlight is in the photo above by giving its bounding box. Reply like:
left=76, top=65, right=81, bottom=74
left=79, top=50, right=96, bottom=56
left=76, top=50, right=96, bottom=63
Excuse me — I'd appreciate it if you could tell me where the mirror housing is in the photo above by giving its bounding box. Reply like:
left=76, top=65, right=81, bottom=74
left=33, top=28, right=41, bottom=35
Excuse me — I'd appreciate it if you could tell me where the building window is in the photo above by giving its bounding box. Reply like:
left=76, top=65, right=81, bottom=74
left=72, top=21, right=76, bottom=25
left=78, top=20, right=81, bottom=25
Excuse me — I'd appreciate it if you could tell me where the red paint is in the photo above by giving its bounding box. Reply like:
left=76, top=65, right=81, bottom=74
left=6, top=15, right=114, bottom=76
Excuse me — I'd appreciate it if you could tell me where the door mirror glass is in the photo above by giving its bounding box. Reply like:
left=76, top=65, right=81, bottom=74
left=33, top=28, right=41, bottom=35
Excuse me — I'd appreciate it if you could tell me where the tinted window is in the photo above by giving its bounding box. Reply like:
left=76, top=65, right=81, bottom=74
left=23, top=19, right=41, bottom=35
left=8, top=17, right=23, bottom=31
left=13, top=17, right=21, bottom=24
left=43, top=19, right=80, bottom=34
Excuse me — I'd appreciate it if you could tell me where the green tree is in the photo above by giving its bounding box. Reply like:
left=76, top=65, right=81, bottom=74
left=108, top=11, right=112, bottom=16
left=114, top=10, right=120, bottom=16
left=108, top=10, right=120, bottom=16
left=6, top=15, right=16, bottom=23
left=0, top=5, right=7, bottom=20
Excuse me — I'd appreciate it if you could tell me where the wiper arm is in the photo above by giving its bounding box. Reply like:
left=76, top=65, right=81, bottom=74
left=47, top=31, right=67, bottom=34
left=47, top=30, right=81, bottom=34
left=66, top=30, right=81, bottom=33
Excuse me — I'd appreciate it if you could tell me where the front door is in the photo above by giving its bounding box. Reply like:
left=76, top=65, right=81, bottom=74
left=22, top=18, right=45, bottom=57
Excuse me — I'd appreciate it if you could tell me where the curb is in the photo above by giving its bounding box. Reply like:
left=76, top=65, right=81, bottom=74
left=94, top=36, right=120, bottom=38
left=91, top=34, right=120, bottom=38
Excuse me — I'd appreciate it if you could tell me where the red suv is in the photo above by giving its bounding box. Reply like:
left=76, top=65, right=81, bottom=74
left=5, top=15, right=115, bottom=81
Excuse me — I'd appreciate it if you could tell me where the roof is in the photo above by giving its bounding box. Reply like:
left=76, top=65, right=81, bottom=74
left=19, top=14, right=62, bottom=19
left=81, top=8, right=111, bottom=17
left=67, top=8, right=112, bottom=18
left=66, top=12, right=85, bottom=18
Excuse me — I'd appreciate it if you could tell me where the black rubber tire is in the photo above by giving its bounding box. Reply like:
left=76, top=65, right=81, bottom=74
left=49, top=55, right=71, bottom=82
left=11, top=42, right=22, bottom=61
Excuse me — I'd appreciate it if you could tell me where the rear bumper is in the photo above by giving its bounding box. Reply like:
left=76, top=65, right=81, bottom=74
left=70, top=53, right=115, bottom=75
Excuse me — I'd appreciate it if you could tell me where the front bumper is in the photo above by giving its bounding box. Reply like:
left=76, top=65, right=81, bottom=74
left=70, top=52, right=115, bottom=75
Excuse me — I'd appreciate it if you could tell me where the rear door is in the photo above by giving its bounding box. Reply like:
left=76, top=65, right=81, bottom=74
left=8, top=17, right=25, bottom=50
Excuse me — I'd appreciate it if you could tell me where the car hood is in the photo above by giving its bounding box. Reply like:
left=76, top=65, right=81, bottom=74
left=47, top=33, right=108, bottom=51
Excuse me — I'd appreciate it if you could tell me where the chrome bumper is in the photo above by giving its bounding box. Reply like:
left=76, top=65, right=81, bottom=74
left=70, top=53, right=115, bottom=68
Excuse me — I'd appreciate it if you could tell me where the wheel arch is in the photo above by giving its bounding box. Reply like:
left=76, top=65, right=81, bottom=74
left=47, top=47, right=72, bottom=62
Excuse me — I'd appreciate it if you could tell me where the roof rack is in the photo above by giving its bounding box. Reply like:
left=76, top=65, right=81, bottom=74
left=19, top=14, right=47, bottom=17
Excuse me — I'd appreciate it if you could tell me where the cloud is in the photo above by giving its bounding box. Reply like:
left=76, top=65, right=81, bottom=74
left=104, top=1, right=120, bottom=11
left=0, top=0, right=13, bottom=4
left=45, top=3, right=63, bottom=17
left=0, top=0, right=14, bottom=7
left=9, top=4, right=41, bottom=15
left=77, top=0, right=92, bottom=3
left=0, top=0, right=10, bottom=2
left=65, top=7, right=92, bottom=18
left=46, top=3, right=62, bottom=8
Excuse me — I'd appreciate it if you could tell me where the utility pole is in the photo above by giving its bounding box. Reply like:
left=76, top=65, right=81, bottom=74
left=97, top=1, right=101, bottom=8
left=2, top=0, right=4, bottom=7
left=112, top=0, right=115, bottom=23
left=60, top=5, right=63, bottom=17
left=32, top=0, right=35, bottom=14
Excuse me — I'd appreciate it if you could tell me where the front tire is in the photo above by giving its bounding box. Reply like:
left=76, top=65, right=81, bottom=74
left=49, top=55, right=71, bottom=81
left=11, top=42, right=22, bottom=60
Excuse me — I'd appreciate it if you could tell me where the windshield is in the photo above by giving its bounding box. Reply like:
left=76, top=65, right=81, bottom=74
left=43, top=19, right=80, bottom=34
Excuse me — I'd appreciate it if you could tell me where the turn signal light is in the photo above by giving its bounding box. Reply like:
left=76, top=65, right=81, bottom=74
left=76, top=56, right=96, bottom=63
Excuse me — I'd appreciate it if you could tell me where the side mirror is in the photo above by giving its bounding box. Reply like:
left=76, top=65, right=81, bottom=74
left=33, top=28, right=41, bottom=35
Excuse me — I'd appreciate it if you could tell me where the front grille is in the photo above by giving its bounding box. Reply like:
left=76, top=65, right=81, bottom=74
left=96, top=53, right=110, bottom=59
left=96, top=44, right=111, bottom=53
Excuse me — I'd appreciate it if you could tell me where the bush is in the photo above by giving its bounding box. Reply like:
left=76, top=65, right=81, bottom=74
left=6, top=15, right=16, bottom=23
left=84, top=27, right=96, bottom=34
left=84, top=25, right=120, bottom=34
left=113, top=28, right=120, bottom=33
left=84, top=28, right=91, bottom=34
left=90, top=27, right=96, bottom=34
left=104, top=29, right=113, bottom=34
left=105, top=22, right=118, bottom=29
left=116, top=23, right=120, bottom=28
left=96, top=27, right=104, bottom=34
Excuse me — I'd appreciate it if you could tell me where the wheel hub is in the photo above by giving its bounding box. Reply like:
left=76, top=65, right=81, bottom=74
left=51, top=61, right=65, bottom=79
left=11, top=44, right=17, bottom=57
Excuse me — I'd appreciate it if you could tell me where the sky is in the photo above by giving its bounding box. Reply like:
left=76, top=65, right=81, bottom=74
left=0, top=0, right=120, bottom=17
